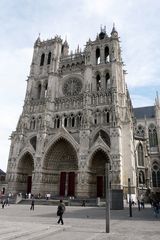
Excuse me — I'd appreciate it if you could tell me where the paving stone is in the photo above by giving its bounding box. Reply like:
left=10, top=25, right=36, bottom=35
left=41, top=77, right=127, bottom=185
left=0, top=204, right=159, bottom=240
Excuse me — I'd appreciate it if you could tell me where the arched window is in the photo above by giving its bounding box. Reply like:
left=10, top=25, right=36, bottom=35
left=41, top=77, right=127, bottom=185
left=76, top=113, right=82, bottom=128
left=37, top=84, right=41, bottom=99
left=148, top=124, right=158, bottom=147
left=137, top=143, right=144, bottom=166
left=136, top=124, right=145, bottom=138
left=64, top=116, right=67, bottom=127
left=30, top=136, right=37, bottom=151
left=96, top=74, right=101, bottom=91
left=96, top=48, right=100, bottom=64
left=104, top=46, right=109, bottom=63
left=94, top=109, right=101, bottom=125
left=105, top=73, right=110, bottom=89
left=30, top=117, right=36, bottom=130
left=72, top=116, right=75, bottom=127
left=139, top=171, right=145, bottom=184
left=47, top=52, right=51, bottom=64
left=37, top=116, right=42, bottom=129
left=103, top=109, right=110, bottom=124
left=40, top=53, right=45, bottom=66
left=152, top=162, right=160, bottom=187
left=54, top=116, right=60, bottom=128
left=68, top=114, right=75, bottom=128
left=44, top=83, right=48, bottom=98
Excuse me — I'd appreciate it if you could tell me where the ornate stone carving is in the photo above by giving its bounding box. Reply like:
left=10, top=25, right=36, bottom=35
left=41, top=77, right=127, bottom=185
left=63, top=78, right=82, bottom=96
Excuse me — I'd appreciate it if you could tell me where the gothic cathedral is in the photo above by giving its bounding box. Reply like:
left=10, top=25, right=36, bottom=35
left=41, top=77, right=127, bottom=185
left=5, top=26, right=160, bottom=208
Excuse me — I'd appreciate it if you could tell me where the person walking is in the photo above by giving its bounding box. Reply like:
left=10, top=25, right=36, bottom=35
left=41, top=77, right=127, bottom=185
left=1, top=199, right=5, bottom=209
left=57, top=199, right=65, bottom=225
left=30, top=197, right=35, bottom=210
left=152, top=200, right=159, bottom=218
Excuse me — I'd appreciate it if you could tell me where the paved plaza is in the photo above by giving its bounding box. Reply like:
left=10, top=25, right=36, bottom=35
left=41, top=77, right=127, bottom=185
left=0, top=203, right=159, bottom=240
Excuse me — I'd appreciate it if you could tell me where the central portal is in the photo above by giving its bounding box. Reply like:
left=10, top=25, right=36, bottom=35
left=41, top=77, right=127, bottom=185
left=43, top=138, right=78, bottom=197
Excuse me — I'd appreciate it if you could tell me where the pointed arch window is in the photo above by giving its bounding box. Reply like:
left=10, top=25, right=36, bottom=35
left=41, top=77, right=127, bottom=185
left=44, top=83, right=48, bottom=98
left=47, top=52, right=51, bottom=64
left=68, top=114, right=75, bottom=128
left=37, top=116, right=42, bottom=129
left=37, top=83, right=41, bottom=99
left=30, top=117, right=36, bottom=130
left=103, top=109, right=110, bottom=124
left=54, top=115, right=60, bottom=128
left=76, top=113, right=82, bottom=128
left=96, top=48, right=100, bottom=64
left=104, top=46, right=109, bottom=63
left=105, top=73, right=110, bottom=89
left=136, top=124, right=145, bottom=138
left=96, top=74, right=101, bottom=91
left=148, top=124, right=158, bottom=148
left=40, top=53, right=45, bottom=66
left=94, top=109, right=101, bottom=125
left=152, top=162, right=160, bottom=187
left=137, top=143, right=144, bottom=166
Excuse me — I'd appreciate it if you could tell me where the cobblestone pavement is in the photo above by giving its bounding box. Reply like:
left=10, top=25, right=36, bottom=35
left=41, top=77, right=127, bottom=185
left=0, top=204, right=159, bottom=240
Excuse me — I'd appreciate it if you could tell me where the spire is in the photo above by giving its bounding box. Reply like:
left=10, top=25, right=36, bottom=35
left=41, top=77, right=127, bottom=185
left=99, top=25, right=107, bottom=40
left=34, top=33, right=41, bottom=47
left=155, top=91, right=160, bottom=107
left=77, top=44, right=79, bottom=53
left=111, top=23, right=118, bottom=37
left=63, top=35, right=69, bottom=48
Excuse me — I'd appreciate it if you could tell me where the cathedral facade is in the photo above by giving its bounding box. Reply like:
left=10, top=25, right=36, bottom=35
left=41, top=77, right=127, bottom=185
left=5, top=26, right=160, bottom=207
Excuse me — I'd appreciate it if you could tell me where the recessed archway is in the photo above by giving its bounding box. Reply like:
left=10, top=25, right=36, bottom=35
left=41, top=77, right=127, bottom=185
left=88, top=149, right=110, bottom=198
left=43, top=138, right=78, bottom=197
left=16, top=152, right=34, bottom=194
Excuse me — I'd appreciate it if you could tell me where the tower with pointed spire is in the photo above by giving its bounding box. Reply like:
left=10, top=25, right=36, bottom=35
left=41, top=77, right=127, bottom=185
left=3, top=25, right=160, bottom=207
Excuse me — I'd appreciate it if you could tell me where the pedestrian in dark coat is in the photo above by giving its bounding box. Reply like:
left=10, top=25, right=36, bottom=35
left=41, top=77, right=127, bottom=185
left=30, top=197, right=35, bottom=210
left=57, top=199, right=65, bottom=225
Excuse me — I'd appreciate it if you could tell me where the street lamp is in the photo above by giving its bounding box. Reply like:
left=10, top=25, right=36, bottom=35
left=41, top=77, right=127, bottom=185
left=105, top=162, right=110, bottom=233
left=128, top=178, right=132, bottom=217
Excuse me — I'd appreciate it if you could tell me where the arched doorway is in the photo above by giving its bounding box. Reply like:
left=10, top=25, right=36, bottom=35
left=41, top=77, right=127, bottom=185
left=89, top=149, right=110, bottom=197
left=43, top=138, right=78, bottom=197
left=17, top=152, right=34, bottom=194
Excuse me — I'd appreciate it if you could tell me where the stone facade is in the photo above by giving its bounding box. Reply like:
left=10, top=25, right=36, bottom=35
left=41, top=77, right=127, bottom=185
left=4, top=26, right=160, bottom=205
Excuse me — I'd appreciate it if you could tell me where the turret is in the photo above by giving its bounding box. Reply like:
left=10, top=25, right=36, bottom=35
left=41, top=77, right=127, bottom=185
left=61, top=39, right=69, bottom=56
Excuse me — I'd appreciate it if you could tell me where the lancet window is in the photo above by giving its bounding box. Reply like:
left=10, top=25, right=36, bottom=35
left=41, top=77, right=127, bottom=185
left=152, top=161, right=160, bottom=187
left=104, top=46, right=110, bottom=63
left=47, top=52, right=51, bottom=64
left=30, top=117, right=36, bottom=130
left=148, top=124, right=158, bottom=148
left=40, top=53, right=45, bottom=66
left=96, top=48, right=100, bottom=64
left=54, top=115, right=60, bottom=128
left=96, top=74, right=101, bottom=91
left=105, top=73, right=110, bottom=89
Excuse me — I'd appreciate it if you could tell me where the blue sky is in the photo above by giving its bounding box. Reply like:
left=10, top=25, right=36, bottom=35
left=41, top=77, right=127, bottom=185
left=0, top=0, right=160, bottom=171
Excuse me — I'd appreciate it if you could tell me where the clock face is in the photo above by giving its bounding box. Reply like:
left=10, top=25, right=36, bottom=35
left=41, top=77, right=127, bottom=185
left=63, top=78, right=82, bottom=96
